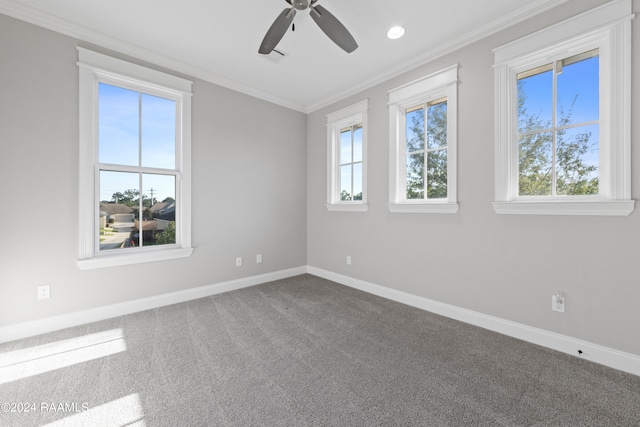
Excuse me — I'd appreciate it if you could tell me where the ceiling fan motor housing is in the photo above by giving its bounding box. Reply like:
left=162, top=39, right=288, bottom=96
left=292, top=0, right=309, bottom=10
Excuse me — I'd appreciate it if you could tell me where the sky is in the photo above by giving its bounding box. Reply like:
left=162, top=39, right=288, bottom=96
left=339, top=126, right=363, bottom=198
left=518, top=54, right=599, bottom=130
left=517, top=53, right=600, bottom=177
left=98, top=83, right=177, bottom=203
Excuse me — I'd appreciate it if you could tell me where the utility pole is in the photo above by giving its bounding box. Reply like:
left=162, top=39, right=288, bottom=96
left=149, top=188, right=155, bottom=207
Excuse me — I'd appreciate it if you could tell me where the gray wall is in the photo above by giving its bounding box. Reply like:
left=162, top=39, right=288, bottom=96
left=307, top=0, right=640, bottom=357
left=0, top=14, right=307, bottom=326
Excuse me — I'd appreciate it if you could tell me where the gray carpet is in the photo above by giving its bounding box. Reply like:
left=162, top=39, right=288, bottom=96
left=1, top=274, right=639, bottom=426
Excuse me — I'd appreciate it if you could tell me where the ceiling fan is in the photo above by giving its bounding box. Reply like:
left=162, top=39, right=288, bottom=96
left=259, top=0, right=358, bottom=54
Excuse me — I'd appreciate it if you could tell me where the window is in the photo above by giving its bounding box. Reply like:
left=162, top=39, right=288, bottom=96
left=339, top=124, right=363, bottom=201
left=405, top=98, right=448, bottom=200
left=326, top=100, right=368, bottom=211
left=388, top=65, right=458, bottom=213
left=493, top=0, right=634, bottom=215
left=516, top=49, right=599, bottom=197
left=78, top=48, right=193, bottom=269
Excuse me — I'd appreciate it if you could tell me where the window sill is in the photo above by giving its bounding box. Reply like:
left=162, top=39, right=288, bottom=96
left=492, top=200, right=635, bottom=216
left=77, top=247, right=194, bottom=270
left=325, top=203, right=368, bottom=212
left=388, top=202, right=459, bottom=214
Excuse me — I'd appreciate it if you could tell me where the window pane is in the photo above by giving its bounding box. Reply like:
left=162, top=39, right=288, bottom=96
left=99, top=170, right=139, bottom=251
left=406, top=153, right=424, bottom=199
left=518, top=131, right=552, bottom=196
left=557, top=51, right=599, bottom=126
left=340, top=129, right=352, bottom=164
left=340, top=165, right=352, bottom=201
left=98, top=83, right=139, bottom=166
left=427, top=101, right=447, bottom=149
left=353, top=125, right=362, bottom=163
left=141, top=174, right=177, bottom=246
left=141, top=94, right=176, bottom=169
left=427, top=149, right=447, bottom=199
left=406, top=107, right=424, bottom=153
left=556, top=124, right=599, bottom=196
left=517, top=67, right=553, bottom=133
left=353, top=163, right=362, bottom=201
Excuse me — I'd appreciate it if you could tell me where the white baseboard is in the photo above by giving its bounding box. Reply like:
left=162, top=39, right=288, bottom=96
left=0, top=266, right=307, bottom=344
left=307, top=266, right=640, bottom=377
left=3, top=265, right=638, bottom=378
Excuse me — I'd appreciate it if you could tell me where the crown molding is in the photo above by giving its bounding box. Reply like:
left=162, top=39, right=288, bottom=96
left=305, top=0, right=571, bottom=113
left=1, top=0, right=569, bottom=114
left=0, top=0, right=307, bottom=113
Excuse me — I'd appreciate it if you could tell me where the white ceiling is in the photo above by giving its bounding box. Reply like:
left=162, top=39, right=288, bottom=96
left=0, top=0, right=569, bottom=112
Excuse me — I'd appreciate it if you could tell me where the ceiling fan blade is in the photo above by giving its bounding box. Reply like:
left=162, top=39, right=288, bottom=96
left=259, top=8, right=296, bottom=54
left=309, top=5, right=358, bottom=53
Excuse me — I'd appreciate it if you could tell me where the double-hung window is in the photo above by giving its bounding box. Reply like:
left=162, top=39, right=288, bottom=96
left=515, top=49, right=600, bottom=198
left=493, top=0, right=634, bottom=215
left=326, top=100, right=368, bottom=212
left=339, top=124, right=364, bottom=201
left=78, top=48, right=193, bottom=269
left=388, top=65, right=458, bottom=213
left=404, top=98, right=449, bottom=200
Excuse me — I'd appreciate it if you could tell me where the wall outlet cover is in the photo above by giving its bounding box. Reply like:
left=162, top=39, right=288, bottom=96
left=552, top=295, right=565, bottom=313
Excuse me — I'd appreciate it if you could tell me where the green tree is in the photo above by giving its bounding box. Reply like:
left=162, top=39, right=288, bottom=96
left=122, top=189, right=139, bottom=207
left=154, top=221, right=175, bottom=245
left=142, top=208, right=153, bottom=220
left=517, top=80, right=598, bottom=196
left=112, top=189, right=143, bottom=207
left=555, top=102, right=598, bottom=195
left=111, top=192, right=124, bottom=203
left=142, top=195, right=153, bottom=209
left=406, top=103, right=448, bottom=199
left=340, top=190, right=363, bottom=201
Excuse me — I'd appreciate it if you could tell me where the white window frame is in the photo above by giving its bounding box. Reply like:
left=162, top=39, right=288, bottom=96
left=388, top=65, right=459, bottom=214
left=77, top=48, right=193, bottom=269
left=326, top=99, right=368, bottom=212
left=493, top=0, right=634, bottom=216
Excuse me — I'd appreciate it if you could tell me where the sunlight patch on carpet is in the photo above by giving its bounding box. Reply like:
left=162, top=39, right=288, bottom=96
left=0, top=329, right=126, bottom=385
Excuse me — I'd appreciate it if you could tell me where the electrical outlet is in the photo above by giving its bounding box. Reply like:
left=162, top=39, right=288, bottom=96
left=235, top=257, right=242, bottom=267
left=38, top=285, right=51, bottom=300
left=346, top=256, right=351, bottom=265
left=552, top=294, right=565, bottom=313
left=256, top=254, right=262, bottom=264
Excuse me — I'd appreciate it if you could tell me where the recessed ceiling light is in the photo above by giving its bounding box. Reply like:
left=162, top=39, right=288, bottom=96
left=387, top=26, right=405, bottom=40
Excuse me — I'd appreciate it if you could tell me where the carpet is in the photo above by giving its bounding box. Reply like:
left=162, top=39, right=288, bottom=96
left=1, top=274, right=639, bottom=426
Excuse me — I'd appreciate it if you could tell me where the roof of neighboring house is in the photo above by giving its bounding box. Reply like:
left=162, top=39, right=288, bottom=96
left=134, top=219, right=170, bottom=231
left=150, top=200, right=176, bottom=213
left=150, top=202, right=167, bottom=212
left=100, top=203, right=133, bottom=214
left=134, top=219, right=157, bottom=231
